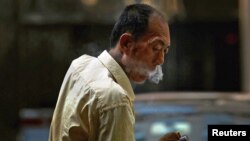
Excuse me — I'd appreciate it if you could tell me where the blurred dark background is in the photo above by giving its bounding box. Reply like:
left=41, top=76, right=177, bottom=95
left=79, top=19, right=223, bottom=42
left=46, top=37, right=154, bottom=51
left=1, top=0, right=249, bottom=141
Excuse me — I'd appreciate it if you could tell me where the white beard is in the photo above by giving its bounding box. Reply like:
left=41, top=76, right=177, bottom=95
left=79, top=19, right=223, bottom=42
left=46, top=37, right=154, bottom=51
left=124, top=56, right=164, bottom=84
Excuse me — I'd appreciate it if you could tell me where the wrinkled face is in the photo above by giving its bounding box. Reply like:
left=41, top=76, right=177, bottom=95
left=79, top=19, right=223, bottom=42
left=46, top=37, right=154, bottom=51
left=122, top=14, right=171, bottom=84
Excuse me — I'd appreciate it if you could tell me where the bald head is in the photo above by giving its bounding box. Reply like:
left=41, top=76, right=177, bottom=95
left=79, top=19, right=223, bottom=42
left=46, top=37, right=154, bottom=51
left=110, top=3, right=166, bottom=47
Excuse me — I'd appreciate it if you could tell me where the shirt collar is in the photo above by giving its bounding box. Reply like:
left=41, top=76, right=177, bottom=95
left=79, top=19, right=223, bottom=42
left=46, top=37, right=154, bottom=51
left=98, top=50, right=135, bottom=101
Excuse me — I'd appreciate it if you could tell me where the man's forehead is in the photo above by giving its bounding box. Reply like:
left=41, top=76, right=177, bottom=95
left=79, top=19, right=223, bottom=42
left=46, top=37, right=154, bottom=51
left=147, top=17, right=170, bottom=40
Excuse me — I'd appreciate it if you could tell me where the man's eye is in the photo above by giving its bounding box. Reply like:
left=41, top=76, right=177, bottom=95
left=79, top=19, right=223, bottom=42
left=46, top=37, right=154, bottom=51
left=153, top=47, right=161, bottom=51
left=152, top=45, right=162, bottom=51
left=153, top=44, right=162, bottom=50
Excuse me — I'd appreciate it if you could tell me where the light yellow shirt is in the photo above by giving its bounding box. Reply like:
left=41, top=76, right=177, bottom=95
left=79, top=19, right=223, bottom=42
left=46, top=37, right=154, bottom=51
left=49, top=50, right=135, bottom=141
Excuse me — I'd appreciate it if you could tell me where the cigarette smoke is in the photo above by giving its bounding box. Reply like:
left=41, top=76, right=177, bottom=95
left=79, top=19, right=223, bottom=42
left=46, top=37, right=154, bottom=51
left=148, top=65, right=163, bottom=84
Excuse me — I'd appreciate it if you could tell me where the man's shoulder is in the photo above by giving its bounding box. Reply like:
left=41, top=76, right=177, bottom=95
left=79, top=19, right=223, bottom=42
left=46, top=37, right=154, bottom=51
left=90, top=78, right=125, bottom=96
left=69, top=54, right=127, bottom=97
left=69, top=54, right=105, bottom=79
left=89, top=79, right=129, bottom=104
left=71, top=54, right=95, bottom=67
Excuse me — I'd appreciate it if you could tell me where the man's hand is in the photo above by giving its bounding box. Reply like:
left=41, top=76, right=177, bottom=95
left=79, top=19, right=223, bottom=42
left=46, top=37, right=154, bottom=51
left=159, top=132, right=189, bottom=141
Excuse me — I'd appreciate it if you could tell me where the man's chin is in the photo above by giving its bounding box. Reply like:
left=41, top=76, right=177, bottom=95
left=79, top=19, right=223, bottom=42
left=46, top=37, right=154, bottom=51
left=129, top=74, right=148, bottom=84
left=131, top=77, right=147, bottom=85
left=132, top=80, right=146, bottom=85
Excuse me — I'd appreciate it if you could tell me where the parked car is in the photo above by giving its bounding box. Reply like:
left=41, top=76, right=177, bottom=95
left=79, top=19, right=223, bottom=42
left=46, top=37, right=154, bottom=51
left=134, top=92, right=250, bottom=141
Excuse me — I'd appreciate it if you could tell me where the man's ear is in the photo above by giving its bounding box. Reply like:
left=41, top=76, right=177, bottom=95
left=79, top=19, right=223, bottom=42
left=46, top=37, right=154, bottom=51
left=119, top=33, right=134, bottom=54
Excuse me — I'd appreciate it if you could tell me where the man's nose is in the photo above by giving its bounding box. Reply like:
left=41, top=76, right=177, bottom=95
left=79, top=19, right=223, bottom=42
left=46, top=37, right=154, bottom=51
left=155, top=51, right=165, bottom=65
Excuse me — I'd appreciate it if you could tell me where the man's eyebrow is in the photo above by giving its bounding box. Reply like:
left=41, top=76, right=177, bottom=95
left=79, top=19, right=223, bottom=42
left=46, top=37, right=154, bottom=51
left=148, top=37, right=169, bottom=47
left=148, top=37, right=162, bottom=43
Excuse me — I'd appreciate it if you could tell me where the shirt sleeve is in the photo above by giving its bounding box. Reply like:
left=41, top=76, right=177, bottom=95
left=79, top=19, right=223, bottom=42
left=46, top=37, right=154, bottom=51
left=98, top=102, right=135, bottom=141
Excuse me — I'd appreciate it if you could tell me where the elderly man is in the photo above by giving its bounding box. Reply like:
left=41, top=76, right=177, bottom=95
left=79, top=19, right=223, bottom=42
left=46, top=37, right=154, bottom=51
left=49, top=3, right=183, bottom=141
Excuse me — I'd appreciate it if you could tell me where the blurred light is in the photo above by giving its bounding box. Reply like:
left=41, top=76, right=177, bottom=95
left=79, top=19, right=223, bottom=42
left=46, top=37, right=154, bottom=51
left=150, top=122, right=171, bottom=135
left=18, top=109, right=53, bottom=141
left=81, top=0, right=98, bottom=6
left=164, top=0, right=186, bottom=21
left=173, top=121, right=191, bottom=135
left=141, top=0, right=154, bottom=5
left=123, top=0, right=134, bottom=5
